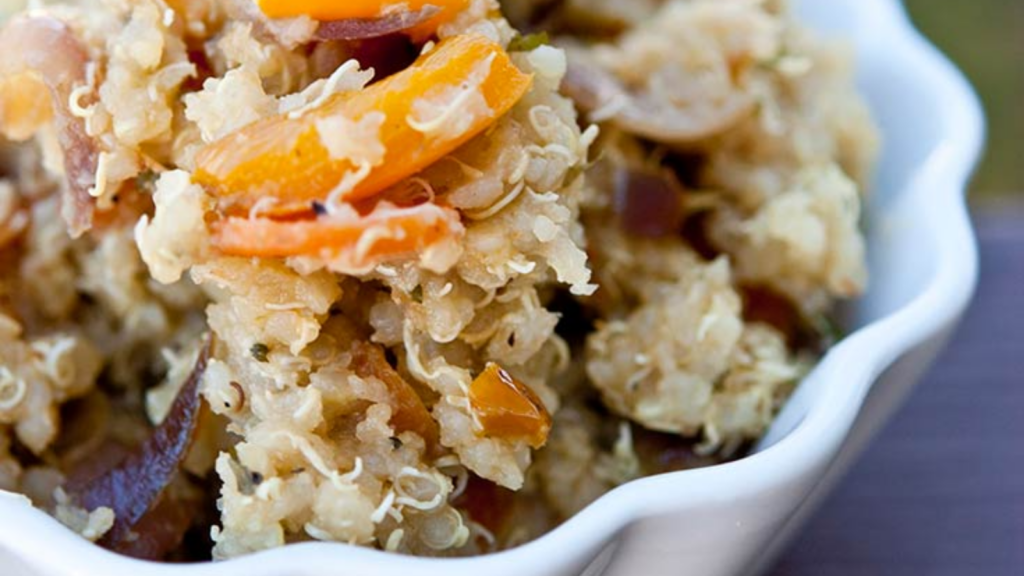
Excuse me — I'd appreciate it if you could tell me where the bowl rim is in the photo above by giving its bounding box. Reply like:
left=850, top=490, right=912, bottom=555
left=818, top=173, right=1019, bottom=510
left=0, top=0, right=986, bottom=574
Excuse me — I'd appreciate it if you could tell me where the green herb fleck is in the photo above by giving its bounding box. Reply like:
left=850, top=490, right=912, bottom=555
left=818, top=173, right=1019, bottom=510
left=509, top=32, right=550, bottom=53
left=134, top=169, right=159, bottom=192
left=757, top=46, right=791, bottom=70
left=250, top=343, right=270, bottom=363
left=811, top=314, right=846, bottom=346
left=411, top=285, right=424, bottom=303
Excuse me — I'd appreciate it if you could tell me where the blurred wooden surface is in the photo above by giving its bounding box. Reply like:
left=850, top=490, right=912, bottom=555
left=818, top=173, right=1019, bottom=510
left=770, top=204, right=1024, bottom=576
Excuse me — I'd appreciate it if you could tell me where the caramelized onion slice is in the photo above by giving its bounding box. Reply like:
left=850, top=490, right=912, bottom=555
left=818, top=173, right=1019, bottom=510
left=68, top=339, right=211, bottom=559
left=350, top=341, right=442, bottom=456
left=0, top=16, right=97, bottom=236
left=314, top=5, right=440, bottom=41
left=630, top=425, right=722, bottom=474
left=561, top=56, right=755, bottom=145
left=452, top=473, right=515, bottom=540
left=613, top=167, right=685, bottom=238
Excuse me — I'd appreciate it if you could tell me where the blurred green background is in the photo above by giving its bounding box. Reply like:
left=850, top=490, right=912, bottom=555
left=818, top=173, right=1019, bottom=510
left=904, top=0, right=1023, bottom=198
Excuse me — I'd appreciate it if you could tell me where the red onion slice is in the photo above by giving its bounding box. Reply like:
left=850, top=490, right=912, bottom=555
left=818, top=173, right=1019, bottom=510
left=613, top=167, right=685, bottom=238
left=314, top=5, right=441, bottom=41
left=68, top=339, right=211, bottom=559
left=562, top=55, right=755, bottom=145
left=452, top=474, right=515, bottom=542
left=0, top=16, right=97, bottom=237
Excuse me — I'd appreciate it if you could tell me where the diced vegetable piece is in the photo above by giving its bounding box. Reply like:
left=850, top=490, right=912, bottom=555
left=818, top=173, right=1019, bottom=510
left=195, top=34, right=532, bottom=216
left=90, top=179, right=156, bottom=233
left=257, top=0, right=468, bottom=38
left=507, top=32, right=549, bottom=53
left=468, top=363, right=551, bottom=449
left=350, top=341, right=441, bottom=456
left=630, top=425, right=721, bottom=475
left=68, top=339, right=210, bottom=560
left=344, top=33, right=420, bottom=83
left=314, top=5, right=440, bottom=41
left=562, top=55, right=754, bottom=145
left=0, top=16, right=97, bottom=236
left=211, top=201, right=464, bottom=269
left=739, top=284, right=802, bottom=345
left=613, top=167, right=685, bottom=238
left=452, top=473, right=515, bottom=540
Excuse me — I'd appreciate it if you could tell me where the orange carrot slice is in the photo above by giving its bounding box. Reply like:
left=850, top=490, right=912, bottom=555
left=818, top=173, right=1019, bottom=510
left=195, top=34, right=532, bottom=217
left=468, top=363, right=551, bottom=449
left=257, top=0, right=464, bottom=22
left=210, top=202, right=464, bottom=270
left=258, top=0, right=470, bottom=39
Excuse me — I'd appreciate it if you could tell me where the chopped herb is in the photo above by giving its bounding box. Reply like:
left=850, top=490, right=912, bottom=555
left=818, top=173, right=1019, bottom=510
left=509, top=32, right=550, bottom=53
left=410, top=285, right=423, bottom=303
left=250, top=343, right=270, bottom=362
left=811, top=314, right=846, bottom=346
left=757, top=46, right=791, bottom=70
left=134, top=169, right=159, bottom=192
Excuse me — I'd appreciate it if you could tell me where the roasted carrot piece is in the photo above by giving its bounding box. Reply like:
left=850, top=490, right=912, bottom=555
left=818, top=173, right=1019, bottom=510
left=195, top=34, right=532, bottom=217
left=468, top=363, right=551, bottom=449
left=259, top=0, right=471, bottom=42
left=257, top=0, right=467, bottom=24
left=210, top=202, right=464, bottom=269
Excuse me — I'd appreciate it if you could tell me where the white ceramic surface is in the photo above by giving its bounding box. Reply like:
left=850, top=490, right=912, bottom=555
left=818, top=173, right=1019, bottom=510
left=0, top=0, right=985, bottom=575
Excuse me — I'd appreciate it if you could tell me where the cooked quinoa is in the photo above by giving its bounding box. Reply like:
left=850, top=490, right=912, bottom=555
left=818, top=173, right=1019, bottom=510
left=0, top=0, right=877, bottom=561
